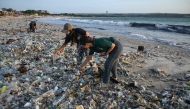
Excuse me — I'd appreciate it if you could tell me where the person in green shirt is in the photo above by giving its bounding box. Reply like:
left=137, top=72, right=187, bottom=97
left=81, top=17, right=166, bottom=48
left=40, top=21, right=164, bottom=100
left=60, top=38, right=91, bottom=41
left=78, top=36, right=123, bottom=85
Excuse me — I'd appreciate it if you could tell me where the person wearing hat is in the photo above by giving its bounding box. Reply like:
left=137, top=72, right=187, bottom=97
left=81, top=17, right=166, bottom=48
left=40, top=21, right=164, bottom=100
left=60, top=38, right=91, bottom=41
left=54, top=23, right=89, bottom=65
left=77, top=36, right=123, bottom=86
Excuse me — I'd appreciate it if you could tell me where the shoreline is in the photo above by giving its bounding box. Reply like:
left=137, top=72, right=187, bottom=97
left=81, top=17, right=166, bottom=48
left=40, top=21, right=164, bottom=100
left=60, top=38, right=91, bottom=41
left=1, top=16, right=190, bottom=108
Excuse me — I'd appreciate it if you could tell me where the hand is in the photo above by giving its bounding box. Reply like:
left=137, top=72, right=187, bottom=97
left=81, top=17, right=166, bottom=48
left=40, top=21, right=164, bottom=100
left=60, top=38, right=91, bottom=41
left=99, top=53, right=107, bottom=56
left=54, top=50, right=61, bottom=56
left=77, top=66, right=83, bottom=71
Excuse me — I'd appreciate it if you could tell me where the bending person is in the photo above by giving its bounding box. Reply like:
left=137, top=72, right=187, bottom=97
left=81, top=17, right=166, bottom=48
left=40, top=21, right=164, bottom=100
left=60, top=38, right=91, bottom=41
left=54, top=23, right=89, bottom=65
left=78, top=36, right=123, bottom=85
left=29, top=21, right=37, bottom=32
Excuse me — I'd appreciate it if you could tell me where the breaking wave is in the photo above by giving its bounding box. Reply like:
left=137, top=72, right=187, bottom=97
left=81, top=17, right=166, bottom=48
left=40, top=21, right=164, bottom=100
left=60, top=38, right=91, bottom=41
left=58, top=18, right=190, bottom=34
left=130, top=22, right=190, bottom=34
left=37, top=17, right=190, bottom=50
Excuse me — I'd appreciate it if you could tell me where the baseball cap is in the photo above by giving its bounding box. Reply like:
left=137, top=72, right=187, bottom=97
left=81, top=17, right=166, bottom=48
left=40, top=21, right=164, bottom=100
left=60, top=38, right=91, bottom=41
left=62, top=23, right=72, bottom=33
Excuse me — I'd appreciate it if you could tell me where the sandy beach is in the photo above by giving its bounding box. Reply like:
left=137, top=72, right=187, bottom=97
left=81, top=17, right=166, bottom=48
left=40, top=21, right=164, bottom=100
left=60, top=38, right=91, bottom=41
left=0, top=16, right=190, bottom=108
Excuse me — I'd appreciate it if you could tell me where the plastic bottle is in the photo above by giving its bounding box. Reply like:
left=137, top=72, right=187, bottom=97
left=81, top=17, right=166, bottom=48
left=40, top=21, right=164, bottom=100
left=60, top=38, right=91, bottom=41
left=1, top=86, right=6, bottom=93
left=52, top=54, right=56, bottom=65
left=53, top=94, right=65, bottom=106
left=184, top=84, right=190, bottom=90
left=76, top=105, right=84, bottom=109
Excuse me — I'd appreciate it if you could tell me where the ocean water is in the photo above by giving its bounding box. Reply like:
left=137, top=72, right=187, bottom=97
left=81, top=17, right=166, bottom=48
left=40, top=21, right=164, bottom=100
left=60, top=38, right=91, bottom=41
left=37, top=15, right=190, bottom=50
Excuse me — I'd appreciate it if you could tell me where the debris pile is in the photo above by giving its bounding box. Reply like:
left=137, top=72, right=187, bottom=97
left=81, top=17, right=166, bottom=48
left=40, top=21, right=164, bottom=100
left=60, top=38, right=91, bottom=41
left=0, top=18, right=190, bottom=109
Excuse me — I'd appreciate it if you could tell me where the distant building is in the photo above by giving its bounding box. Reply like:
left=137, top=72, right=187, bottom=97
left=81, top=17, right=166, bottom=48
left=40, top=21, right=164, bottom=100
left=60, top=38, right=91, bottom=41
left=106, top=11, right=108, bottom=14
left=37, top=10, right=49, bottom=14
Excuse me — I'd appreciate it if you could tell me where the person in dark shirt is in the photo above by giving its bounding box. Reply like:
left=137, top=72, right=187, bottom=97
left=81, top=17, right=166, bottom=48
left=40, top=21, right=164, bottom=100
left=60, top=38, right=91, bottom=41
left=78, top=36, right=123, bottom=86
left=29, top=21, right=37, bottom=32
left=54, top=23, right=89, bottom=65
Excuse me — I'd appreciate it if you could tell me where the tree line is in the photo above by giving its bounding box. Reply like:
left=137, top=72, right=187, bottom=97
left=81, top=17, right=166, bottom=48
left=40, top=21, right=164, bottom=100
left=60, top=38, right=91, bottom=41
left=21, top=10, right=50, bottom=15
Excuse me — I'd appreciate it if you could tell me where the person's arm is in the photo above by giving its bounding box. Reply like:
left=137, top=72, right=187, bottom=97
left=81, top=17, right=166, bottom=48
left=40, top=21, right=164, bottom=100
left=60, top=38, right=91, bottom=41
left=78, top=55, right=93, bottom=71
left=34, top=22, right=36, bottom=29
left=54, top=43, right=67, bottom=56
left=34, top=25, right=37, bottom=30
left=99, top=43, right=115, bottom=56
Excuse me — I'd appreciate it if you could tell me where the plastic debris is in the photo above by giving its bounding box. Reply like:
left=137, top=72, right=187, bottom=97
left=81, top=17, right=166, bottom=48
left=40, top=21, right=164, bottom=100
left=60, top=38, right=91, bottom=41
left=0, top=17, right=189, bottom=109
left=1, top=86, right=6, bottom=94
left=76, top=105, right=84, bottom=109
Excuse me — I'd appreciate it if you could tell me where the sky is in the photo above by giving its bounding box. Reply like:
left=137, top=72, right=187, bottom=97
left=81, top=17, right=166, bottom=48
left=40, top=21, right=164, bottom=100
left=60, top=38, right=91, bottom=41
left=0, top=0, right=190, bottom=14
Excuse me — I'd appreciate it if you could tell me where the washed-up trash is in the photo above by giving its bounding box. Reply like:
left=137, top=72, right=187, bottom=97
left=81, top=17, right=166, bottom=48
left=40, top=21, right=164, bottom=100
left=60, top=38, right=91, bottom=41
left=18, top=65, right=27, bottom=73
left=24, top=102, right=32, bottom=107
left=3, top=73, right=13, bottom=77
left=80, top=81, right=90, bottom=89
left=0, top=86, right=6, bottom=94
left=150, top=65, right=168, bottom=76
left=6, top=39, right=15, bottom=44
left=128, top=81, right=138, bottom=88
left=0, top=17, right=189, bottom=109
left=137, top=46, right=144, bottom=52
left=143, top=51, right=148, bottom=61
left=97, top=67, right=104, bottom=77
left=0, top=74, right=3, bottom=80
left=162, top=98, right=168, bottom=105
left=186, top=81, right=190, bottom=85
left=55, top=87, right=67, bottom=96
left=184, top=84, right=190, bottom=90
left=150, top=68, right=161, bottom=74
left=76, top=105, right=84, bottom=109
left=184, top=98, right=190, bottom=104
left=53, top=93, right=66, bottom=106
left=52, top=54, right=56, bottom=65
left=162, top=91, right=168, bottom=97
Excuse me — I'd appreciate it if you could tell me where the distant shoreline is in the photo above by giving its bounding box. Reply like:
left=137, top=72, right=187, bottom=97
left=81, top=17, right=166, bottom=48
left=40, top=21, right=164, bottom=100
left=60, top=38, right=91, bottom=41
left=51, top=13, right=190, bottom=17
